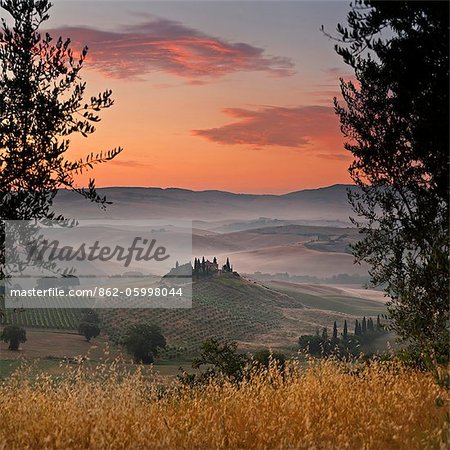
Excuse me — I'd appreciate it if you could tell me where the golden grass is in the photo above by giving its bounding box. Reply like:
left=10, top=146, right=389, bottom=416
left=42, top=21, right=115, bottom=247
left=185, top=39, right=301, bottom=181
left=0, top=359, right=448, bottom=450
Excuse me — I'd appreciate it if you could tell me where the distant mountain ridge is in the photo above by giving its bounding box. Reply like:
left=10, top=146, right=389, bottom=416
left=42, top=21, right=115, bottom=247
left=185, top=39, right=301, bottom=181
left=54, top=184, right=359, bottom=222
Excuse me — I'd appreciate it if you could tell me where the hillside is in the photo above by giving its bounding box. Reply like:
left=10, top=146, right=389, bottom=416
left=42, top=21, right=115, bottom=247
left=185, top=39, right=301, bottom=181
left=53, top=184, right=359, bottom=222
left=49, top=185, right=369, bottom=279
left=262, top=280, right=387, bottom=316
left=193, top=224, right=367, bottom=277
left=1, top=273, right=387, bottom=354
left=99, top=274, right=386, bottom=353
left=100, top=274, right=304, bottom=353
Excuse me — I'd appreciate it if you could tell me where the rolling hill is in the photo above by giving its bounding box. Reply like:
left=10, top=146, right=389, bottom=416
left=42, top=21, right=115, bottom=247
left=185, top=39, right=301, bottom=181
left=53, top=184, right=359, bottom=222
left=1, top=274, right=387, bottom=356
left=192, top=224, right=367, bottom=277
left=98, top=274, right=386, bottom=353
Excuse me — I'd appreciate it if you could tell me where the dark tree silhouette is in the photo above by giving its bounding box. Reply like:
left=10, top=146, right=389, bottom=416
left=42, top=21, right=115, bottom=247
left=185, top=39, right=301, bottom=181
left=253, top=349, right=286, bottom=370
left=332, top=321, right=338, bottom=340
left=343, top=320, right=348, bottom=340
left=1, top=324, right=26, bottom=350
left=0, top=0, right=123, bottom=314
left=0, top=0, right=122, bottom=220
left=123, top=324, right=166, bottom=364
left=78, top=322, right=100, bottom=342
left=354, top=319, right=360, bottom=336
left=362, top=317, right=367, bottom=334
left=192, top=338, right=247, bottom=382
left=330, top=1, right=449, bottom=360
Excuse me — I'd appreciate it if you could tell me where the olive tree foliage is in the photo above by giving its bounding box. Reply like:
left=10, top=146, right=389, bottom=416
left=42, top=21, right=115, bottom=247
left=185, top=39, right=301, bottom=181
left=0, top=0, right=122, bottom=217
left=178, top=338, right=248, bottom=386
left=0, top=1, right=122, bottom=285
left=328, top=1, right=448, bottom=360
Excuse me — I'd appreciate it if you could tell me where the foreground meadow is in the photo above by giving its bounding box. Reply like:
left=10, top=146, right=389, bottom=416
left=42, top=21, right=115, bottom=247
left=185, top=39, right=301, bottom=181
left=0, top=359, right=448, bottom=450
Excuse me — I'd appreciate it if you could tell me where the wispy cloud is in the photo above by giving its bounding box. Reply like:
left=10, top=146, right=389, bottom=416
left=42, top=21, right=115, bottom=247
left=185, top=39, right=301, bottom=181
left=51, top=18, right=295, bottom=81
left=108, top=159, right=154, bottom=168
left=192, top=105, right=342, bottom=151
left=316, top=153, right=351, bottom=161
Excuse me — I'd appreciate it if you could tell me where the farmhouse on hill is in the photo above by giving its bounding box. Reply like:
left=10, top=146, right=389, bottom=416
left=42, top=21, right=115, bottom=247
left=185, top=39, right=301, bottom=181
left=193, top=256, right=234, bottom=278
left=164, top=257, right=235, bottom=279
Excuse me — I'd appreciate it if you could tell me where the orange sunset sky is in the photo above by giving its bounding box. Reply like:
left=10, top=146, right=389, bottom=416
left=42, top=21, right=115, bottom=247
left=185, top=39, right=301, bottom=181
left=49, top=0, right=354, bottom=194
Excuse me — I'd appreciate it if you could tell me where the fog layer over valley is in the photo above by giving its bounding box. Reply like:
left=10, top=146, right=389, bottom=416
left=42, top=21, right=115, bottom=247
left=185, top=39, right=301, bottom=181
left=53, top=184, right=367, bottom=278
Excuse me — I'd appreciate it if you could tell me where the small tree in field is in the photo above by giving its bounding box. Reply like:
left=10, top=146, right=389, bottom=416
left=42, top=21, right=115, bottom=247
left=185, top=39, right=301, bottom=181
left=1, top=324, right=26, bottom=350
left=179, top=338, right=248, bottom=386
left=123, top=324, right=166, bottom=364
left=192, top=338, right=248, bottom=381
left=78, top=321, right=100, bottom=342
left=253, top=348, right=286, bottom=370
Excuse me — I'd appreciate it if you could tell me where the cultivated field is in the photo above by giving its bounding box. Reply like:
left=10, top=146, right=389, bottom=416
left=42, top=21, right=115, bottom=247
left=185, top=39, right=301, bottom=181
left=1, top=308, right=82, bottom=330
left=100, top=274, right=386, bottom=353
left=263, top=280, right=387, bottom=316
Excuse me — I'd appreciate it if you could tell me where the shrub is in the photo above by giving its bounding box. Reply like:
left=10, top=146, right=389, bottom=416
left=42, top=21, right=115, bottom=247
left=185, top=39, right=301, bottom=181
left=78, top=322, right=100, bottom=342
left=1, top=325, right=26, bottom=350
left=123, top=324, right=166, bottom=364
left=253, top=349, right=286, bottom=369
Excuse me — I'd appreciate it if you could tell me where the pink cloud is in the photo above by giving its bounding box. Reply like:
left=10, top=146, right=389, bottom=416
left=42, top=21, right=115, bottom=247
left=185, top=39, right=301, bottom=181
left=192, top=105, right=343, bottom=152
left=50, top=18, right=295, bottom=81
left=109, top=159, right=154, bottom=168
left=316, top=153, right=351, bottom=161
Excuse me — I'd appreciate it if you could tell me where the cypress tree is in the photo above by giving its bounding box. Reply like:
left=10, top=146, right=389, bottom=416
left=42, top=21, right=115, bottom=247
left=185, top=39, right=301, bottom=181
left=362, top=316, right=367, bottom=334
left=354, top=319, right=360, bottom=336
left=322, top=327, right=328, bottom=341
left=343, top=320, right=348, bottom=340
left=332, top=321, right=338, bottom=340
